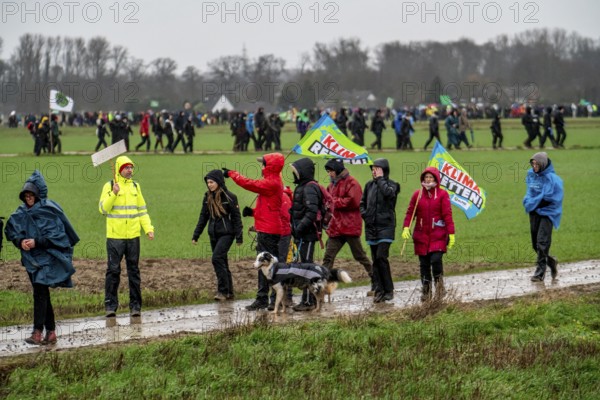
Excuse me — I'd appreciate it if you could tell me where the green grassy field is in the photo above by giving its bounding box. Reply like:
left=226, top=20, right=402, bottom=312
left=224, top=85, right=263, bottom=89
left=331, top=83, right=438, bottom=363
left=2, top=289, right=600, bottom=399
left=1, top=117, right=600, bottom=154
left=1, top=119, right=599, bottom=265
left=1, top=120, right=600, bottom=398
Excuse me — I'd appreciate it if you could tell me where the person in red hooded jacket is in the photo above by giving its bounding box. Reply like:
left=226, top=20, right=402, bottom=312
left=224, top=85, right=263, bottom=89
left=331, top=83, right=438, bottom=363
left=322, top=159, right=374, bottom=294
left=222, top=153, right=284, bottom=310
left=402, top=167, right=455, bottom=302
left=135, top=113, right=151, bottom=152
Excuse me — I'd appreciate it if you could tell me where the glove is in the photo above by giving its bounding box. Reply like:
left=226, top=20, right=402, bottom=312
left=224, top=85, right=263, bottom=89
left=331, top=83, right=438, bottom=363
left=448, top=234, right=455, bottom=250
left=401, top=227, right=411, bottom=240
left=221, top=168, right=231, bottom=178
left=242, top=206, right=253, bottom=217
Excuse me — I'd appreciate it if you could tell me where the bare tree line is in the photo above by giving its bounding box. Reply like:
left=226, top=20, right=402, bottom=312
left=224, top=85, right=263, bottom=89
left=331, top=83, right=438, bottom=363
left=0, top=28, right=598, bottom=114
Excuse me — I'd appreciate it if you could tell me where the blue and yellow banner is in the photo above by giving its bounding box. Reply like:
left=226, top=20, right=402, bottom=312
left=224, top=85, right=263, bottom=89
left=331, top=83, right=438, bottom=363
left=428, top=141, right=486, bottom=219
left=292, top=114, right=372, bottom=164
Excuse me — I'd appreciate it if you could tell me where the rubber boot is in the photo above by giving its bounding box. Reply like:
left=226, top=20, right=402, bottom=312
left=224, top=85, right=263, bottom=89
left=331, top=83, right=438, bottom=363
left=421, top=282, right=432, bottom=302
left=531, top=264, right=546, bottom=282
left=548, top=256, right=558, bottom=280
left=434, top=277, right=446, bottom=301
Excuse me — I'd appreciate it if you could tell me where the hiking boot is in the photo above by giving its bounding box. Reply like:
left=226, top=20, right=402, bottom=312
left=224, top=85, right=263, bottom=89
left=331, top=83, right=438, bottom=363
left=292, top=303, right=315, bottom=312
left=267, top=303, right=275, bottom=311
left=214, top=292, right=227, bottom=301
left=226, top=293, right=235, bottom=300
left=105, top=310, right=117, bottom=318
left=530, top=275, right=544, bottom=282
left=43, top=330, right=57, bottom=345
left=366, top=290, right=375, bottom=297
left=245, top=300, right=268, bottom=311
left=373, top=292, right=385, bottom=303
left=548, top=256, right=558, bottom=279
left=130, top=309, right=141, bottom=317
left=25, top=330, right=43, bottom=345
left=382, top=293, right=394, bottom=302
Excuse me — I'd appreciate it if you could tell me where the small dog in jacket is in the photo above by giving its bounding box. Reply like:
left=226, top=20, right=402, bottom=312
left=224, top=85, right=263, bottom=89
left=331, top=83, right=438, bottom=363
left=253, top=251, right=352, bottom=315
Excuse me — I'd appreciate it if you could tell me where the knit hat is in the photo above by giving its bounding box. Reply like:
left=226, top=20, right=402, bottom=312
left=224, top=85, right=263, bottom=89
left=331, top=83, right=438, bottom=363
left=325, top=158, right=345, bottom=175
left=119, top=163, right=133, bottom=174
left=530, top=152, right=548, bottom=171
left=204, top=169, right=225, bottom=188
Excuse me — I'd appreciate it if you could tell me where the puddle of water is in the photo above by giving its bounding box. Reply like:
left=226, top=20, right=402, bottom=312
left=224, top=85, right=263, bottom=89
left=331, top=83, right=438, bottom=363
left=1, top=260, right=598, bottom=357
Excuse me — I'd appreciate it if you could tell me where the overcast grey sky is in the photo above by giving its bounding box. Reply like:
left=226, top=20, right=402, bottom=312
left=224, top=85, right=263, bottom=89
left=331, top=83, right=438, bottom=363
left=2, top=0, right=599, bottom=72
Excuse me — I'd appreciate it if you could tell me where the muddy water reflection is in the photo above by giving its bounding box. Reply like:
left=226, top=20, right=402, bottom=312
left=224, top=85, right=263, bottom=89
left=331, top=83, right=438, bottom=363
left=1, top=260, right=598, bottom=357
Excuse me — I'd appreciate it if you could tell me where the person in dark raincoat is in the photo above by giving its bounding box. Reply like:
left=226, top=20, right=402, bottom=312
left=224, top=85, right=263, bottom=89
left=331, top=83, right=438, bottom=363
left=192, top=169, right=243, bottom=301
left=4, top=170, right=80, bottom=345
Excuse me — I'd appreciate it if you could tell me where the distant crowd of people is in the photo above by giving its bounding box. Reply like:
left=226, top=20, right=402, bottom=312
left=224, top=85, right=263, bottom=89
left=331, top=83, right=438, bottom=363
left=5, top=101, right=584, bottom=157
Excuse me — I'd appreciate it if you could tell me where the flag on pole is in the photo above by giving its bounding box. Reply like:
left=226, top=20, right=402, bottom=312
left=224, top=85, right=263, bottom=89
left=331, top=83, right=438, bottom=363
left=428, top=141, right=486, bottom=219
left=292, top=114, right=372, bottom=164
left=386, top=97, right=394, bottom=108
left=49, top=90, right=74, bottom=112
left=440, top=95, right=453, bottom=106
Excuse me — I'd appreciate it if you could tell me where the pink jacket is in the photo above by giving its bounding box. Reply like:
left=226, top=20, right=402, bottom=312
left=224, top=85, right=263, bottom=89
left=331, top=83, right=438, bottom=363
left=403, top=167, right=455, bottom=256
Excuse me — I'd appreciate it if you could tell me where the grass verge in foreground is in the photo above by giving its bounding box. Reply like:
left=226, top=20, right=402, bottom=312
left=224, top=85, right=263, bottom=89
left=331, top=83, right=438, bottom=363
left=2, top=287, right=599, bottom=399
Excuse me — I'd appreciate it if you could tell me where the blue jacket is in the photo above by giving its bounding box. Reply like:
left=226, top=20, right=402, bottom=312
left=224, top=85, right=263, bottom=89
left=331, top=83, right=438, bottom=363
left=246, top=113, right=254, bottom=134
left=523, top=161, right=563, bottom=228
left=4, top=171, right=79, bottom=287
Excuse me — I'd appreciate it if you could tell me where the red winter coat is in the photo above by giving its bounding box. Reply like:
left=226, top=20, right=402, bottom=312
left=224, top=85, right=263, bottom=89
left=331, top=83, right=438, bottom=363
left=403, top=167, right=455, bottom=256
left=280, top=186, right=292, bottom=236
left=229, top=153, right=284, bottom=235
left=326, top=170, right=363, bottom=237
left=140, top=114, right=149, bottom=137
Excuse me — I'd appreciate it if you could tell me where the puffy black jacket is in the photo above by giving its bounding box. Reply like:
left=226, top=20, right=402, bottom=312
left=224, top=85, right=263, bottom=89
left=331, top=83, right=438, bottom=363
left=192, top=170, right=243, bottom=243
left=290, top=158, right=321, bottom=242
left=360, top=159, right=400, bottom=241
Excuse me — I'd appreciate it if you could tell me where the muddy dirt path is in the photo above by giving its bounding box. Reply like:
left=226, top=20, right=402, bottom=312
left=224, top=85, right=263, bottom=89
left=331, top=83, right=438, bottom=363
left=1, top=259, right=599, bottom=358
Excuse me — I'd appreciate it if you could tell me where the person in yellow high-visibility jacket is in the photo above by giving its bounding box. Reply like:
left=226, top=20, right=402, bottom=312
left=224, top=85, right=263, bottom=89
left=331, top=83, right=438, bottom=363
left=99, top=155, right=154, bottom=317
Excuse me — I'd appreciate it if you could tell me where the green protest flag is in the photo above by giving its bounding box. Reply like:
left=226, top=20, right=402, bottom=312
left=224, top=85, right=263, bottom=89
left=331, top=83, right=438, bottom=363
left=292, top=114, right=372, bottom=164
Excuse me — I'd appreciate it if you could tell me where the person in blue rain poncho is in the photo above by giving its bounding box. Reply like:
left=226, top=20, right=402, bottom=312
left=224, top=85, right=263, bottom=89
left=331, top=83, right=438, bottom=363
left=4, top=170, right=80, bottom=345
left=523, top=152, right=563, bottom=282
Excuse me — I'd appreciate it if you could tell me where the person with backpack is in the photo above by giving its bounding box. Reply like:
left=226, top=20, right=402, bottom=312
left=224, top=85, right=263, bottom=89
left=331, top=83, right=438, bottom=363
left=192, top=170, right=243, bottom=301
left=98, top=156, right=154, bottom=317
left=322, top=159, right=374, bottom=295
left=360, top=158, right=400, bottom=303
left=289, top=157, right=322, bottom=311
